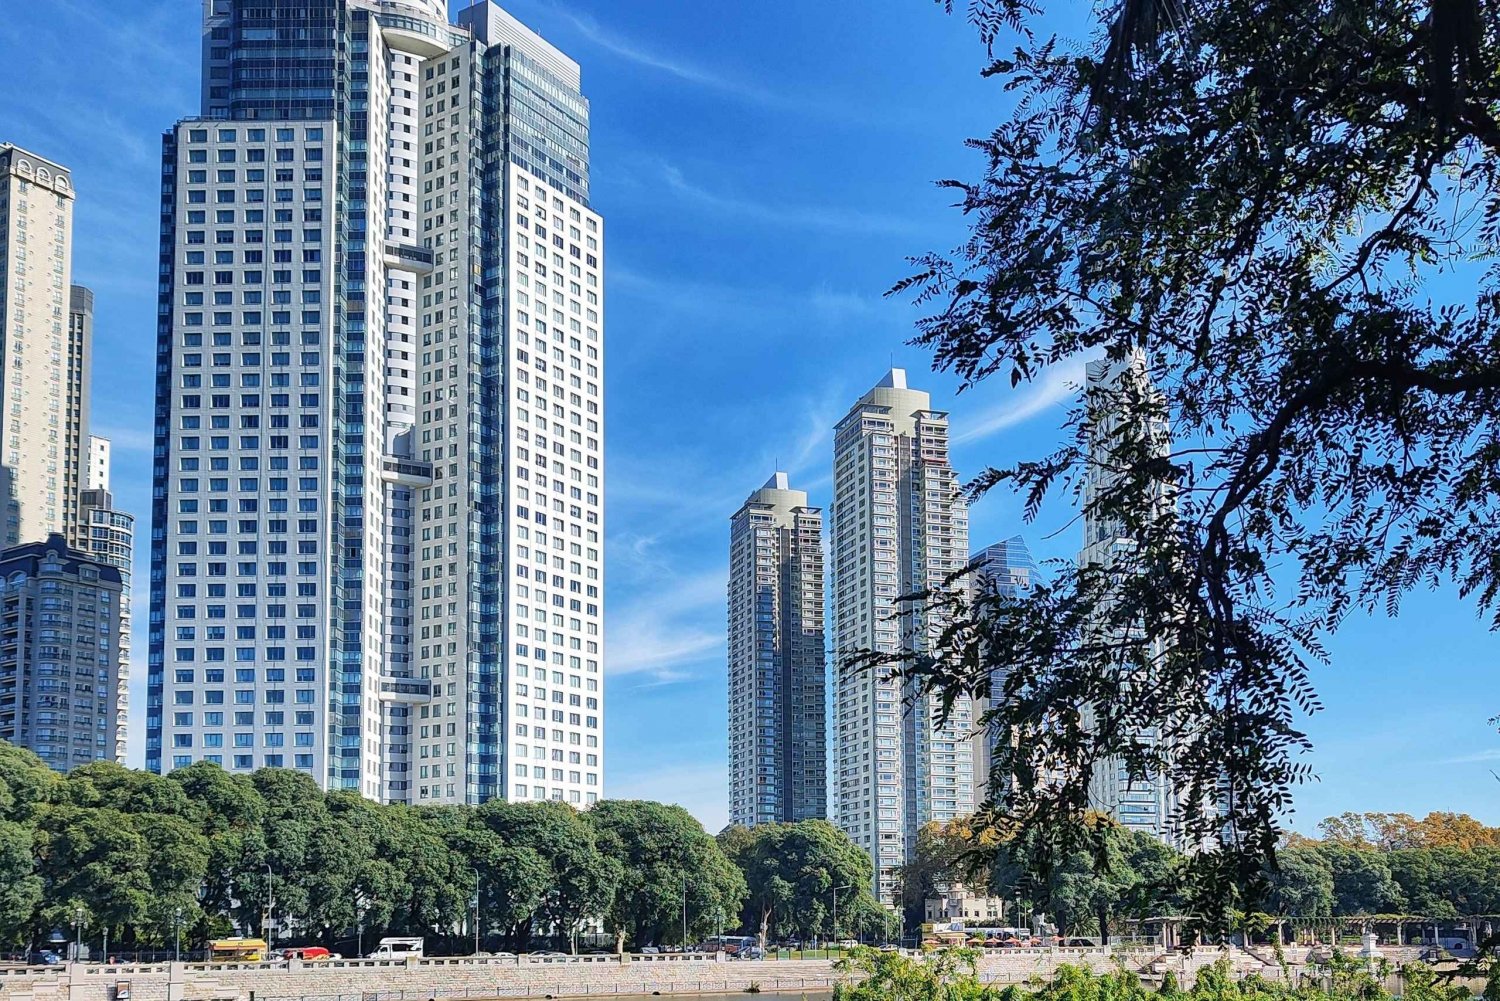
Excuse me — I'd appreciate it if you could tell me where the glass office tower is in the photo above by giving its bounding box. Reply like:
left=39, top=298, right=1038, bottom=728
left=149, top=0, right=605, bottom=808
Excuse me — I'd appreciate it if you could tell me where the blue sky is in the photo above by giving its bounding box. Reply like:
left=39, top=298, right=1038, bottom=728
left=1, top=0, right=1494, bottom=833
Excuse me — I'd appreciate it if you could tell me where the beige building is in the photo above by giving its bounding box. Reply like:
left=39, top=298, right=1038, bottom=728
left=0, top=145, right=93, bottom=548
left=831, top=369, right=975, bottom=904
left=924, top=885, right=1010, bottom=925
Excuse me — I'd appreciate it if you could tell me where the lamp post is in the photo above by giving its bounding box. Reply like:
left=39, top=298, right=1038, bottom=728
left=73, top=906, right=84, bottom=963
left=473, top=870, right=481, bottom=956
left=681, top=875, right=688, bottom=950
left=832, top=884, right=851, bottom=953
left=263, top=864, right=274, bottom=951
left=1015, top=893, right=1024, bottom=937
left=354, top=889, right=367, bottom=959
left=175, top=906, right=183, bottom=963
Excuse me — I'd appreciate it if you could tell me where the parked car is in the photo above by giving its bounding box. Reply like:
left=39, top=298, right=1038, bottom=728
left=27, top=951, right=61, bottom=966
left=639, top=946, right=660, bottom=954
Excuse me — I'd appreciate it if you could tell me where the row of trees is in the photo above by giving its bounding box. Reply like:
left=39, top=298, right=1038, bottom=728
left=0, top=743, right=878, bottom=955
left=902, top=814, right=1184, bottom=941
left=906, top=811, right=1500, bottom=939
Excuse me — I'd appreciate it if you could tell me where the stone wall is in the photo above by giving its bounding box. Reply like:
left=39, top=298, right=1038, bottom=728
left=0, top=945, right=1430, bottom=1001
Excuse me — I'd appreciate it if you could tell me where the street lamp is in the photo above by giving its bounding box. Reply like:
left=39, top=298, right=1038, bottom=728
left=175, top=906, right=184, bottom=963
left=73, top=906, right=84, bottom=963
left=681, top=875, right=689, bottom=950
left=354, top=890, right=367, bottom=959
left=473, top=870, right=482, bottom=956
left=263, top=864, right=274, bottom=951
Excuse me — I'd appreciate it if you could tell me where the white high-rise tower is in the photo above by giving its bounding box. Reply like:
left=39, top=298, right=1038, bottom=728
left=149, top=0, right=605, bottom=807
left=830, top=369, right=974, bottom=903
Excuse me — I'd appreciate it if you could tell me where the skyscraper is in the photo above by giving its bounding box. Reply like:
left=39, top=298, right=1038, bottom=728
left=830, top=369, right=974, bottom=903
left=1080, top=355, right=1180, bottom=844
left=77, top=435, right=133, bottom=764
left=973, top=536, right=1037, bottom=600
left=0, top=534, right=127, bottom=772
left=727, top=472, right=826, bottom=827
left=970, top=534, right=1038, bottom=790
left=149, top=0, right=605, bottom=808
left=0, top=146, right=92, bottom=548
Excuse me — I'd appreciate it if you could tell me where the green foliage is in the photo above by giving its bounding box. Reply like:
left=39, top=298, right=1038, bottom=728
left=1266, top=848, right=1335, bottom=919
left=721, top=818, right=879, bottom=945
left=0, top=819, right=40, bottom=947
left=877, top=0, right=1500, bottom=919
left=0, top=744, right=791, bottom=953
left=590, top=800, right=743, bottom=949
left=836, top=951, right=1476, bottom=1001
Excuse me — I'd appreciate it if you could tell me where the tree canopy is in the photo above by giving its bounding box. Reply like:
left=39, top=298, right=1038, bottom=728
left=867, top=0, right=1500, bottom=916
left=720, top=819, right=880, bottom=946
left=0, top=744, right=874, bottom=956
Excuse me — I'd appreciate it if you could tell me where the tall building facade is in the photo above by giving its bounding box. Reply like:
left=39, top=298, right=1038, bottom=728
left=726, top=472, right=826, bottom=828
left=970, top=534, right=1038, bottom=791
left=149, top=0, right=605, bottom=807
left=830, top=369, right=974, bottom=903
left=78, top=435, right=133, bottom=763
left=0, top=534, right=126, bottom=772
left=0, top=146, right=94, bottom=548
left=972, top=536, right=1037, bottom=601
left=1080, top=355, right=1180, bottom=844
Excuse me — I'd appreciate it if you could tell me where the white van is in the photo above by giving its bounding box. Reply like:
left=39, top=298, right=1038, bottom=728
left=367, top=938, right=424, bottom=960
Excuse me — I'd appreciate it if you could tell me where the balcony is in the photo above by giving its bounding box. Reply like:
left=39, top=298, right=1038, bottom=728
left=377, top=677, right=433, bottom=704
left=382, top=242, right=435, bottom=275
left=380, top=456, right=434, bottom=488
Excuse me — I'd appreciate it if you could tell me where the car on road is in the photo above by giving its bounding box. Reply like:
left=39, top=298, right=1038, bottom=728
left=640, top=946, right=660, bottom=954
left=27, top=951, right=61, bottom=966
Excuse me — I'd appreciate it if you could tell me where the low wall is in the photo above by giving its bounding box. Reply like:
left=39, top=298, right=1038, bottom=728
left=0, top=945, right=1431, bottom=1001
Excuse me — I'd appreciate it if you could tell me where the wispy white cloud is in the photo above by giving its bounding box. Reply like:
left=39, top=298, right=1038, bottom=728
left=527, top=1, right=826, bottom=116
left=607, top=760, right=729, bottom=833
left=954, top=357, right=1089, bottom=445
left=609, top=267, right=893, bottom=334
left=606, top=567, right=726, bottom=679
left=655, top=161, right=927, bottom=237
left=548, top=8, right=757, bottom=97
left=1439, top=749, right=1500, bottom=765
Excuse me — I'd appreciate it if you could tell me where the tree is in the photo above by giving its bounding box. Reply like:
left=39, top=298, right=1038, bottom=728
left=1317, top=844, right=1404, bottom=916
left=67, top=761, right=192, bottom=818
left=34, top=806, right=154, bottom=947
left=722, top=819, right=878, bottom=946
left=869, top=0, right=1500, bottom=917
left=476, top=799, right=618, bottom=952
left=589, top=800, right=743, bottom=950
left=1266, top=847, right=1335, bottom=918
left=131, top=813, right=211, bottom=946
left=0, top=819, right=40, bottom=948
left=0, top=743, right=61, bottom=822
left=167, top=762, right=265, bottom=945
